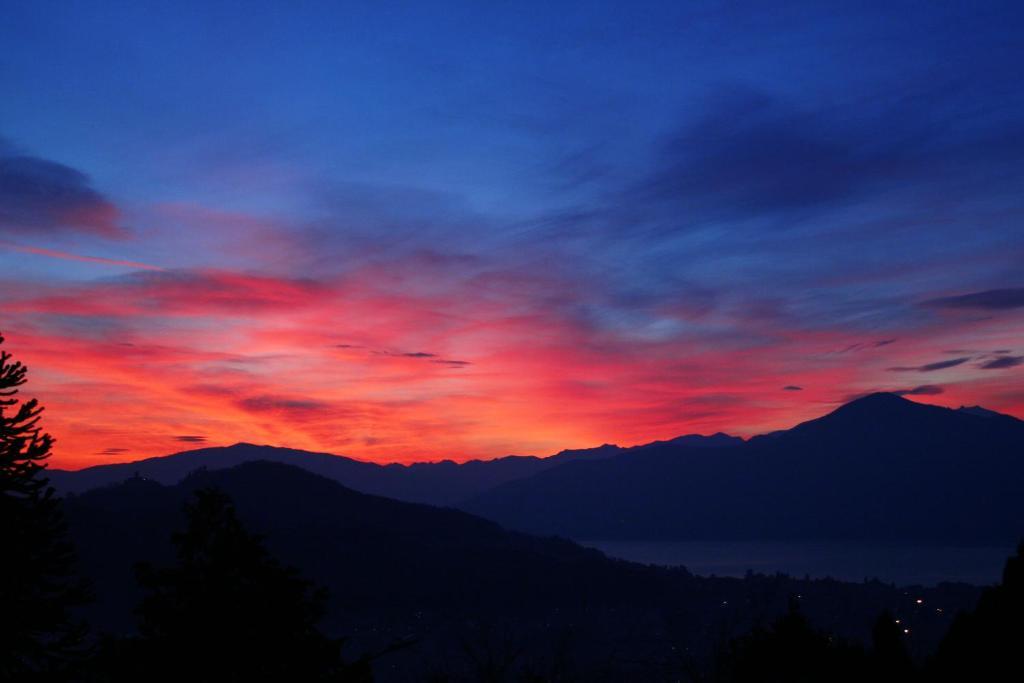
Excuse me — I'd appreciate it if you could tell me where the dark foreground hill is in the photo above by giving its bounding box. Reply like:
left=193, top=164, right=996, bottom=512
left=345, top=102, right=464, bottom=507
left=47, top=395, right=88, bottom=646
left=463, top=394, right=1024, bottom=544
left=48, top=433, right=739, bottom=505
left=63, top=461, right=977, bottom=679
left=66, top=460, right=638, bottom=627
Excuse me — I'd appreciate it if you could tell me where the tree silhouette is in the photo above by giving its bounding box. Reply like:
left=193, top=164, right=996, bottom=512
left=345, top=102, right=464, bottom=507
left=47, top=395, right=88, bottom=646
left=870, top=611, right=913, bottom=682
left=926, top=541, right=1024, bottom=682
left=715, top=599, right=867, bottom=683
left=0, top=333, right=87, bottom=679
left=122, top=488, right=370, bottom=682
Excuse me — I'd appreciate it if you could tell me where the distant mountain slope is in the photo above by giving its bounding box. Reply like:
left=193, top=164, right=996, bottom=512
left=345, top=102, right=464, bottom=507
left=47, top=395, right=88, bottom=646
left=63, top=460, right=977, bottom=673
left=50, top=443, right=372, bottom=494
left=462, top=394, right=1024, bottom=544
left=65, top=461, right=647, bottom=631
left=956, top=405, right=1021, bottom=421
left=46, top=443, right=594, bottom=504
left=47, top=433, right=735, bottom=505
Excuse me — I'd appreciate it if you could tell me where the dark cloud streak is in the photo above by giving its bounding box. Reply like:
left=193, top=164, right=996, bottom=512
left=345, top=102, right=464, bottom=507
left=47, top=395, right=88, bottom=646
left=0, top=137, right=123, bottom=237
left=923, top=288, right=1024, bottom=311
left=843, top=385, right=944, bottom=402
left=979, top=356, right=1024, bottom=370
left=888, top=357, right=971, bottom=372
left=431, top=359, right=471, bottom=368
left=236, top=395, right=333, bottom=415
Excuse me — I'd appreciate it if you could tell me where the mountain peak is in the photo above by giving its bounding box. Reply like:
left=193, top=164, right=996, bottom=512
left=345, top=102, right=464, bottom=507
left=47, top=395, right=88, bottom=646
left=658, top=432, right=745, bottom=449
left=845, top=391, right=915, bottom=408
left=827, top=392, right=926, bottom=418
left=957, top=405, right=1008, bottom=420
left=784, top=392, right=928, bottom=437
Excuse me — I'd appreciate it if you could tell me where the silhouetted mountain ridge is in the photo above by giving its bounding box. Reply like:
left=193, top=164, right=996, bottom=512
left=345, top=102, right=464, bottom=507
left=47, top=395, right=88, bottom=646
left=50, top=394, right=1024, bottom=544
left=64, top=462, right=643, bottom=634
left=63, top=459, right=980, bottom=676
left=957, top=404, right=1020, bottom=421
left=47, top=432, right=737, bottom=504
left=464, top=394, right=1024, bottom=544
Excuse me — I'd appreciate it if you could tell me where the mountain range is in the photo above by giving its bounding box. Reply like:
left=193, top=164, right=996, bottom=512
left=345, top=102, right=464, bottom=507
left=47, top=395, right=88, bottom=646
left=64, top=460, right=979, bottom=677
left=464, top=394, right=1024, bottom=544
left=49, top=432, right=740, bottom=505
left=51, top=394, right=1024, bottom=544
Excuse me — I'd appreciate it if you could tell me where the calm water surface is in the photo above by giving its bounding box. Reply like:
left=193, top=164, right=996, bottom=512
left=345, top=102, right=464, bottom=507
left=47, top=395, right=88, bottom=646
left=579, top=540, right=1013, bottom=586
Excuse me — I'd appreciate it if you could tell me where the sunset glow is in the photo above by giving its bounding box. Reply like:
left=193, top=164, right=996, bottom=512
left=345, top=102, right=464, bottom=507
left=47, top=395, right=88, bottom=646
left=2, top=2, right=1021, bottom=468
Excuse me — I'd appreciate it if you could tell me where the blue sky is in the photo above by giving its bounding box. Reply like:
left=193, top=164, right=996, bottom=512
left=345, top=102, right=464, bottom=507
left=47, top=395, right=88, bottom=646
left=1, top=0, right=1023, bottom=465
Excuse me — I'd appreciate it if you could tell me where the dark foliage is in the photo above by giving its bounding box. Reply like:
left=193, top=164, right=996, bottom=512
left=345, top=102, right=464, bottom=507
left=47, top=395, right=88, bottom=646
left=712, top=604, right=917, bottom=683
left=92, top=488, right=371, bottom=682
left=926, top=542, right=1024, bottom=682
left=62, top=460, right=983, bottom=680
left=4, top=327, right=1019, bottom=680
left=870, top=611, right=914, bottom=682
left=0, top=333, right=87, bottom=680
left=714, top=600, right=869, bottom=683
left=711, top=542, right=1024, bottom=683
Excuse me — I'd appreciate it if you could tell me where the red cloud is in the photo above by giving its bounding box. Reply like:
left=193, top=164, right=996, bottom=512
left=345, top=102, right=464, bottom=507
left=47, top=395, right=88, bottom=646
left=3, top=252, right=1022, bottom=469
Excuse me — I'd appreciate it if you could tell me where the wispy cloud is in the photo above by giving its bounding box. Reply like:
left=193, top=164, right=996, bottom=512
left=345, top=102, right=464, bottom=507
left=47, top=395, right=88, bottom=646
left=894, top=384, right=944, bottom=396
left=979, top=356, right=1024, bottom=370
left=0, top=138, right=123, bottom=237
left=923, top=288, right=1024, bottom=311
left=431, top=359, right=472, bottom=368
left=96, top=447, right=129, bottom=456
left=888, top=357, right=971, bottom=372
left=4, top=3, right=1024, bottom=468
left=0, top=241, right=163, bottom=271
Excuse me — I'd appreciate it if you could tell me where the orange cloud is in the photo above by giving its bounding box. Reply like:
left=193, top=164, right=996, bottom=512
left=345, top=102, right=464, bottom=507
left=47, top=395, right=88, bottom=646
left=2, top=256, right=1022, bottom=469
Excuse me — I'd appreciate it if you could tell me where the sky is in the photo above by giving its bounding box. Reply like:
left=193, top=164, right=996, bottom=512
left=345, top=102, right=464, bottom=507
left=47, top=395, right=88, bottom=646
left=1, top=0, right=1023, bottom=468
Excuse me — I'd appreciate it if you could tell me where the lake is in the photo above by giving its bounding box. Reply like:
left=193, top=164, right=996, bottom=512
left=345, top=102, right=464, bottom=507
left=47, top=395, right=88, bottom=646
left=579, top=540, right=1015, bottom=586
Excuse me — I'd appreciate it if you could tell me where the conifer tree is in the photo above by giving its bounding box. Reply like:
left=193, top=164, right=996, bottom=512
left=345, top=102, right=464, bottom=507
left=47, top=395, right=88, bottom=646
left=128, top=488, right=371, bottom=682
left=870, top=611, right=913, bottom=682
left=927, top=542, right=1024, bottom=682
left=0, top=333, right=87, bottom=679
